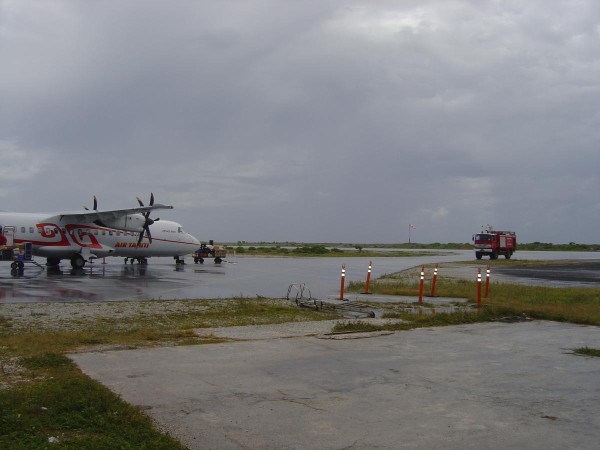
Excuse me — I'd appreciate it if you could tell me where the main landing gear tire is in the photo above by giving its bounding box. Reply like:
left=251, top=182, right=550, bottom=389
left=214, top=257, right=222, bottom=264
left=47, top=258, right=61, bottom=267
left=71, top=254, right=86, bottom=269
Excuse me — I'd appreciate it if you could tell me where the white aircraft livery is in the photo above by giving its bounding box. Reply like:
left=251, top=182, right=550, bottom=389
left=0, top=194, right=200, bottom=269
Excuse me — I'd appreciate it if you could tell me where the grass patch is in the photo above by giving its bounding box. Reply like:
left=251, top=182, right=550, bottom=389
left=0, top=355, right=186, bottom=449
left=348, top=273, right=600, bottom=326
left=573, top=347, right=600, bottom=357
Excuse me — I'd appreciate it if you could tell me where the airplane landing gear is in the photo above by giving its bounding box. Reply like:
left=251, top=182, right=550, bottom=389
left=71, top=254, right=86, bottom=269
left=46, top=258, right=61, bottom=267
left=124, top=257, right=147, bottom=265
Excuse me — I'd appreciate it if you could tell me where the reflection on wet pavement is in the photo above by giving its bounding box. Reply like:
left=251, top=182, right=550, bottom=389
left=1, top=250, right=599, bottom=303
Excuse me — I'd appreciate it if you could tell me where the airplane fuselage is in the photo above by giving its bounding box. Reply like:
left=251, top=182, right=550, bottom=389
left=0, top=212, right=199, bottom=263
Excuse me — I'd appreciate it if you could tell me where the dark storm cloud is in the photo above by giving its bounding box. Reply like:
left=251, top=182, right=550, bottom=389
left=1, top=0, right=599, bottom=243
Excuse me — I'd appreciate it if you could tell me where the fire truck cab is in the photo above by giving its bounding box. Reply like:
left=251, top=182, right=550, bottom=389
left=473, top=227, right=517, bottom=260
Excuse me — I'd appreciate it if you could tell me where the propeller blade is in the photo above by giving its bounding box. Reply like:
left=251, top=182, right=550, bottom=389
left=84, top=195, right=98, bottom=211
left=135, top=193, right=158, bottom=245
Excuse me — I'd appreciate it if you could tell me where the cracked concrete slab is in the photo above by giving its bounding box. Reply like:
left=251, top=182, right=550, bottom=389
left=70, top=321, right=600, bottom=449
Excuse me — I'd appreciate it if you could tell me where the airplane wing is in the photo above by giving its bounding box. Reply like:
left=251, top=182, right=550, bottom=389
left=45, top=204, right=174, bottom=224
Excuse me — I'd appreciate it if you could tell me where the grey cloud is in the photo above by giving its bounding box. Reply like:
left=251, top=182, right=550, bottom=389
left=1, top=0, right=599, bottom=243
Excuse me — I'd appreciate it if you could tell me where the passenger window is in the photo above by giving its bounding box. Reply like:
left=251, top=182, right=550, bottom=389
left=102, top=231, right=106, bottom=236
left=29, top=227, right=34, bottom=233
left=109, top=231, right=113, bottom=236
left=94, top=230, right=98, bottom=235
left=21, top=227, right=26, bottom=233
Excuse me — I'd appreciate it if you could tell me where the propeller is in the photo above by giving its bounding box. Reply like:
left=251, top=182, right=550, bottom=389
left=83, top=195, right=98, bottom=211
left=136, top=193, right=160, bottom=245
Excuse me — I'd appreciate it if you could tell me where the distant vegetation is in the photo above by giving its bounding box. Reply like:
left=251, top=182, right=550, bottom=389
left=230, top=244, right=432, bottom=257
left=228, top=241, right=600, bottom=254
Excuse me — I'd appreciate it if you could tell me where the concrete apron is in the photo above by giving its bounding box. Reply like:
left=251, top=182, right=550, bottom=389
left=70, top=321, right=600, bottom=450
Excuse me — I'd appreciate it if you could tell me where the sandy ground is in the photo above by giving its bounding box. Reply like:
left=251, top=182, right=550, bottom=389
left=0, top=300, right=211, bottom=333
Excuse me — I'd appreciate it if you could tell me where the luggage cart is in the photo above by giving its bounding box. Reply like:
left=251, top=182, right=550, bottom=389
left=1, top=242, right=42, bottom=270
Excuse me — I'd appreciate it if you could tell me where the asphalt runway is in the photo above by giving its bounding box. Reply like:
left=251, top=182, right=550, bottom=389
left=2, top=250, right=600, bottom=303
left=494, top=260, right=600, bottom=285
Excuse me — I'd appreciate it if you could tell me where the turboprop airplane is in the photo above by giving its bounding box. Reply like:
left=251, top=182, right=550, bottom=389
left=0, top=194, right=200, bottom=269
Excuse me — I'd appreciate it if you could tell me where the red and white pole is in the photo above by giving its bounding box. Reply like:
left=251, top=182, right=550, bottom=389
left=418, top=265, right=425, bottom=303
left=339, top=263, right=346, bottom=301
left=363, top=261, right=372, bottom=294
left=430, top=264, right=438, bottom=297
left=484, top=265, right=491, bottom=298
left=477, top=268, right=482, bottom=307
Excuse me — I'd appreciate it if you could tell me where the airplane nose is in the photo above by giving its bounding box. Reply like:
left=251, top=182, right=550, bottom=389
left=190, top=234, right=200, bottom=246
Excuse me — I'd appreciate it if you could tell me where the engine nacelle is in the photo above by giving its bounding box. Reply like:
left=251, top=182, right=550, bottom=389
left=101, top=214, right=146, bottom=232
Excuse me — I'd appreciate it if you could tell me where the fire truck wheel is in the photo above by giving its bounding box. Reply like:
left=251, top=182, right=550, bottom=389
left=475, top=252, right=482, bottom=260
left=214, top=257, right=222, bottom=264
left=505, top=251, right=512, bottom=260
left=18, top=261, right=24, bottom=269
left=10, top=262, right=17, bottom=269
left=490, top=252, right=498, bottom=260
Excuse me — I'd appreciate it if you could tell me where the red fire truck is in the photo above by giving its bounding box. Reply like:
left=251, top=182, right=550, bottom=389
left=473, top=227, right=517, bottom=260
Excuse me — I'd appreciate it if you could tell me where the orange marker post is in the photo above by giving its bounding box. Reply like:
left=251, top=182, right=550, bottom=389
left=484, top=265, right=491, bottom=298
left=429, top=264, right=439, bottom=297
left=418, top=265, right=425, bottom=303
left=477, top=268, right=482, bottom=307
left=363, top=261, right=372, bottom=294
left=339, top=263, right=346, bottom=301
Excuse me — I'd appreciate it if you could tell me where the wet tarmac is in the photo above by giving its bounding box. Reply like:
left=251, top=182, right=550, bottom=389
left=1, top=250, right=599, bottom=303
left=494, top=260, right=600, bottom=286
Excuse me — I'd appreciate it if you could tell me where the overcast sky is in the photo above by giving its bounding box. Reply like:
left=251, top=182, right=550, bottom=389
left=1, top=1, right=599, bottom=244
